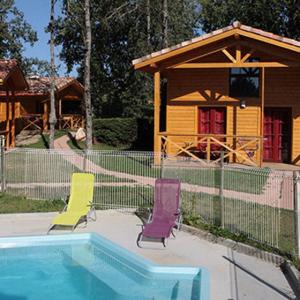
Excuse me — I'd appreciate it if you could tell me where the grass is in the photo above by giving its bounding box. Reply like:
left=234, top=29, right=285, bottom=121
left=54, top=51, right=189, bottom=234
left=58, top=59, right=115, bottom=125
left=163, top=166, right=270, bottom=194
left=0, top=193, right=65, bottom=214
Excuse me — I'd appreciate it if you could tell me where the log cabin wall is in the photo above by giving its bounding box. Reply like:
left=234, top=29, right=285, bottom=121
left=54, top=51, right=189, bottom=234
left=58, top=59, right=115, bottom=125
left=166, top=67, right=300, bottom=164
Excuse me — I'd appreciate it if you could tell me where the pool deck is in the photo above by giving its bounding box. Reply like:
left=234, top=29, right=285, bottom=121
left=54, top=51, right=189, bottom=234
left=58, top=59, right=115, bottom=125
left=0, top=210, right=295, bottom=300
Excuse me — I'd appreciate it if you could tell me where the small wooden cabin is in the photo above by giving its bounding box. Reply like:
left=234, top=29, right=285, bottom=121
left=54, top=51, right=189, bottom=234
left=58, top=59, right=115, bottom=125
left=15, top=76, right=85, bottom=131
left=133, top=22, right=300, bottom=166
left=0, top=59, right=28, bottom=147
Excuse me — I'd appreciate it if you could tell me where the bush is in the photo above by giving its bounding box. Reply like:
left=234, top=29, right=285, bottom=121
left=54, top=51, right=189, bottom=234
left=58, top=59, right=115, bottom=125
left=93, top=118, right=138, bottom=147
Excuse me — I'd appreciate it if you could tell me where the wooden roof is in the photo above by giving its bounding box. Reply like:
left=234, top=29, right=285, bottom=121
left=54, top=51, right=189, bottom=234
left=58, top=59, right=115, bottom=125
left=14, top=76, right=84, bottom=97
left=133, top=21, right=300, bottom=71
left=0, top=59, right=28, bottom=91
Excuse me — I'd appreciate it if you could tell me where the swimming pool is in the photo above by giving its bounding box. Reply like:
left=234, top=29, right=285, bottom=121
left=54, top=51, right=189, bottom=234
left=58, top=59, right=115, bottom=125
left=0, top=233, right=209, bottom=300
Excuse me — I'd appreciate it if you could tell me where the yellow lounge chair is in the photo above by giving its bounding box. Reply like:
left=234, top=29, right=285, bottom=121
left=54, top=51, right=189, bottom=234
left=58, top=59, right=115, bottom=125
left=47, top=173, right=95, bottom=233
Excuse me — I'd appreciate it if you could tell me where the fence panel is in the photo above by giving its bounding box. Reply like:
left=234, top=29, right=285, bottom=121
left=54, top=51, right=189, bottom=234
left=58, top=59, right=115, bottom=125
left=1, top=148, right=298, bottom=255
left=4, top=148, right=161, bottom=211
left=222, top=167, right=296, bottom=254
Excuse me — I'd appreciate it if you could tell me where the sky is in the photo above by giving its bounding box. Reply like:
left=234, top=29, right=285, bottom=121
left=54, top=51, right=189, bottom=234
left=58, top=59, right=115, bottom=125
left=15, top=0, right=76, bottom=76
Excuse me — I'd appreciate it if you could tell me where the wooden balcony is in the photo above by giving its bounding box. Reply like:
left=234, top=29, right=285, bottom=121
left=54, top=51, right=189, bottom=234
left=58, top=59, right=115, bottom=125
left=19, top=113, right=85, bottom=132
left=158, top=132, right=263, bottom=167
left=58, top=114, right=85, bottom=130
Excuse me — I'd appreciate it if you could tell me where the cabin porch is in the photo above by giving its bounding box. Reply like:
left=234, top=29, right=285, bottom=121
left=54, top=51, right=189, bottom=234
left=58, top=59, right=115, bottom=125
left=17, top=76, right=85, bottom=133
left=158, top=132, right=262, bottom=167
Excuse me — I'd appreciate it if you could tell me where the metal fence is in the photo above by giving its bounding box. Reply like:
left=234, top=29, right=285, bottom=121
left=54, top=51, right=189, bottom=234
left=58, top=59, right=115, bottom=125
left=1, top=147, right=298, bottom=256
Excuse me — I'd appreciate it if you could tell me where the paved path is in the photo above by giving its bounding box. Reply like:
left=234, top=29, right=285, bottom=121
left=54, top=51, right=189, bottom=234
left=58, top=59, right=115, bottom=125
left=0, top=211, right=295, bottom=300
left=51, top=135, right=294, bottom=210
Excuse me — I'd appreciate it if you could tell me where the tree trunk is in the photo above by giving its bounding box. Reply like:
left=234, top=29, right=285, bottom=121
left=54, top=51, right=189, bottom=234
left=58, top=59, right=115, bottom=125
left=162, top=0, right=168, bottom=48
left=146, top=0, right=151, bottom=49
left=49, top=0, right=57, bottom=149
left=84, top=0, right=93, bottom=150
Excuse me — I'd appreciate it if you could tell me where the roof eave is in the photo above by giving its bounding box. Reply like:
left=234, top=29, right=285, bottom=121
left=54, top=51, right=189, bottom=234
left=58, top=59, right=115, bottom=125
left=133, top=26, right=300, bottom=72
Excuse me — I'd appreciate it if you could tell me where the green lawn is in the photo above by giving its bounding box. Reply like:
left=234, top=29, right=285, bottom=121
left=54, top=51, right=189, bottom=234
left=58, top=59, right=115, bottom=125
left=163, top=166, right=270, bottom=194
left=0, top=193, right=65, bottom=214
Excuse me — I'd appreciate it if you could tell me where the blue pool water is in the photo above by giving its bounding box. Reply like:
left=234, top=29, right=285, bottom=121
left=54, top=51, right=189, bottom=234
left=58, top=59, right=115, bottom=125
left=0, top=233, right=209, bottom=300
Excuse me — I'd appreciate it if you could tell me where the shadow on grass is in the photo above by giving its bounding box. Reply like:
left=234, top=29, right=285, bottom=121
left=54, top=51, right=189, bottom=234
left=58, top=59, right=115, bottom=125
left=41, top=133, right=49, bottom=149
left=67, top=132, right=83, bottom=150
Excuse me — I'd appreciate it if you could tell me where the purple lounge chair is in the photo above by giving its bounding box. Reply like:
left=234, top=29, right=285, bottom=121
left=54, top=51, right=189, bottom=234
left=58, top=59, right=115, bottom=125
left=137, top=178, right=181, bottom=247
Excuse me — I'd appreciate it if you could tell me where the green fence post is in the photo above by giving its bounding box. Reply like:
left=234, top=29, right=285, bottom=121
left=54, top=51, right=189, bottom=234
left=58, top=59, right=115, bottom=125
left=294, top=171, right=300, bottom=257
left=83, top=149, right=87, bottom=172
left=0, top=135, right=5, bottom=192
left=220, top=151, right=225, bottom=228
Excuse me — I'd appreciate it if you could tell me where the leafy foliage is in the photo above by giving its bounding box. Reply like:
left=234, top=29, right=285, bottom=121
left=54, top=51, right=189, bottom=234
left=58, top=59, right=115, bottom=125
left=0, top=0, right=37, bottom=61
left=54, top=0, right=199, bottom=118
left=93, top=117, right=138, bottom=146
left=22, top=58, right=51, bottom=76
left=198, top=0, right=300, bottom=39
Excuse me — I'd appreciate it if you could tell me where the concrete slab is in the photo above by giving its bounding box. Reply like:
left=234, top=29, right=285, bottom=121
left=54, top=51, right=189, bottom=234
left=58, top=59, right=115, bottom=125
left=0, top=210, right=295, bottom=300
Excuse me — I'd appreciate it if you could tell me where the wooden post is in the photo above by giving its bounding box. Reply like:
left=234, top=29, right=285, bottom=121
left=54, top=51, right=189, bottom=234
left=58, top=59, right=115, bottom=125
left=43, top=101, right=49, bottom=130
left=220, top=151, right=225, bottom=228
left=294, top=171, right=300, bottom=258
left=154, top=71, right=161, bottom=164
left=11, top=91, right=16, bottom=147
left=260, top=67, right=265, bottom=167
left=207, top=137, right=211, bottom=162
left=58, top=98, right=62, bottom=129
left=5, top=90, right=10, bottom=148
left=236, top=45, right=241, bottom=62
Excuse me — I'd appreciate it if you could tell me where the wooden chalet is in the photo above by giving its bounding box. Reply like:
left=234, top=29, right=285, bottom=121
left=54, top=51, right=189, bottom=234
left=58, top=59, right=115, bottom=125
left=0, top=59, right=28, bottom=147
left=15, top=76, right=85, bottom=132
left=133, top=22, right=300, bottom=166
left=0, top=75, right=85, bottom=143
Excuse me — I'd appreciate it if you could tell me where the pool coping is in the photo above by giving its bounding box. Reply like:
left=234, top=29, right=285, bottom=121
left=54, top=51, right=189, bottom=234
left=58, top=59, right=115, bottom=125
left=0, top=232, right=210, bottom=300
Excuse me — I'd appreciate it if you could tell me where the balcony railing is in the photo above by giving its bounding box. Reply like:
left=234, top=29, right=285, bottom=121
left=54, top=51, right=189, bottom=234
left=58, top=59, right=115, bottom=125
left=158, top=132, right=262, bottom=166
left=59, top=114, right=85, bottom=130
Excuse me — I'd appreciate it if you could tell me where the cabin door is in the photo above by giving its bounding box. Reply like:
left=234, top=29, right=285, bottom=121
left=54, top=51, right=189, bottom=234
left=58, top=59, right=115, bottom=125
left=198, top=107, right=226, bottom=152
left=263, top=108, right=291, bottom=163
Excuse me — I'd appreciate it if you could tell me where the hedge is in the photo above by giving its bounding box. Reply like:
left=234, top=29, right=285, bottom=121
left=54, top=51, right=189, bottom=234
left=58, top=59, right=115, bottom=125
left=93, top=117, right=154, bottom=150
left=93, top=118, right=138, bottom=147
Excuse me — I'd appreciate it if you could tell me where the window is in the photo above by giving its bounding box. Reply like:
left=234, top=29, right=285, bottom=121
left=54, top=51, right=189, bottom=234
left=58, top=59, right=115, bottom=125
left=229, top=60, right=260, bottom=97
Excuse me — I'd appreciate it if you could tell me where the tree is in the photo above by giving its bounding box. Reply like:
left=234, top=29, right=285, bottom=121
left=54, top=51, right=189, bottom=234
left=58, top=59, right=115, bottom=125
left=162, top=0, right=168, bottom=48
left=54, top=0, right=198, bottom=120
left=84, top=0, right=93, bottom=150
left=0, top=0, right=37, bottom=61
left=55, top=0, right=93, bottom=149
left=198, top=0, right=300, bottom=40
left=22, top=58, right=51, bottom=76
left=49, top=0, right=57, bottom=149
